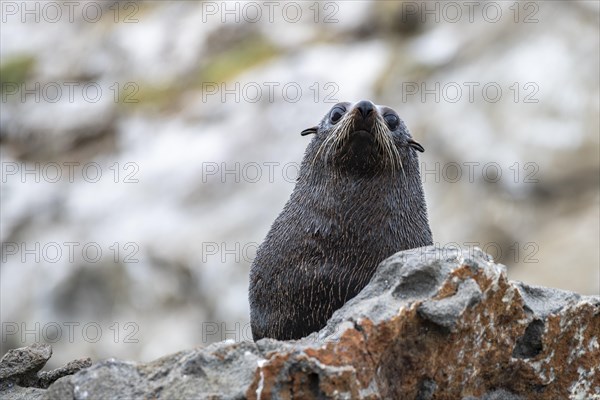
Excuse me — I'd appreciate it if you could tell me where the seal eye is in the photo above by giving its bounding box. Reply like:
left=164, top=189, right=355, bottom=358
left=329, top=106, right=346, bottom=124
left=384, top=113, right=399, bottom=130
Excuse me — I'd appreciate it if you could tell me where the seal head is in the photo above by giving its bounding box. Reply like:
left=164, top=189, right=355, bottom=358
left=250, top=100, right=433, bottom=340
left=301, top=100, right=425, bottom=177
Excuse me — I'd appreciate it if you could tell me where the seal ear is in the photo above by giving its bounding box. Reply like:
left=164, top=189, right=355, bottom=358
left=301, top=126, right=318, bottom=136
left=407, top=139, right=425, bottom=153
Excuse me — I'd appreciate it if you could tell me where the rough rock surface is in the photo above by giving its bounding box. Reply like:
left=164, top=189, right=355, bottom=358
left=1, top=247, right=598, bottom=399
left=0, top=343, right=91, bottom=399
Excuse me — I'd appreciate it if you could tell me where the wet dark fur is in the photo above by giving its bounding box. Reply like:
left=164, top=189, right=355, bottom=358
left=249, top=101, right=433, bottom=340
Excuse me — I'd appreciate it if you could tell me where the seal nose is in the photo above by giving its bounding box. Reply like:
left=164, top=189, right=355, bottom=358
left=355, top=100, right=374, bottom=119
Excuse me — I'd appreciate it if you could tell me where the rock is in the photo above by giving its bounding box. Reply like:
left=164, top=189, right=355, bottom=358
left=1, top=247, right=598, bottom=399
left=0, top=343, right=91, bottom=399
left=0, top=343, right=52, bottom=384
left=43, top=342, right=265, bottom=400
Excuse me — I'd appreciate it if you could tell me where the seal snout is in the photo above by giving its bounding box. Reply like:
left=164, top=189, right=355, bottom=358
left=309, top=101, right=407, bottom=174
left=355, top=100, right=375, bottom=118
left=351, top=100, right=377, bottom=133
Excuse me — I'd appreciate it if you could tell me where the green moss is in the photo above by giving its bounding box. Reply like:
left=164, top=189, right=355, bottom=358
left=197, top=36, right=278, bottom=83
left=0, top=55, right=36, bottom=89
left=122, top=36, right=278, bottom=110
left=129, top=84, right=178, bottom=108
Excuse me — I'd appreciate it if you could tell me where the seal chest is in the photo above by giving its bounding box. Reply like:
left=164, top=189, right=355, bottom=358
left=249, top=100, right=433, bottom=341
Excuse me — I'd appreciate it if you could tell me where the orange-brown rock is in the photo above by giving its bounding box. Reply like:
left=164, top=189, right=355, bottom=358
left=246, top=247, right=599, bottom=399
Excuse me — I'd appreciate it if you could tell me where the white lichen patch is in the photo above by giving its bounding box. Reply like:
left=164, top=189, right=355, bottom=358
left=255, top=369, right=265, bottom=400
left=568, top=323, right=591, bottom=363
left=502, top=286, right=515, bottom=304
left=529, top=360, right=548, bottom=383
left=588, top=337, right=598, bottom=351
left=569, top=366, right=597, bottom=399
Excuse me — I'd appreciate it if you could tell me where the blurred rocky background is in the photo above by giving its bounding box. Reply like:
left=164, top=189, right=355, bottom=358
left=1, top=1, right=598, bottom=368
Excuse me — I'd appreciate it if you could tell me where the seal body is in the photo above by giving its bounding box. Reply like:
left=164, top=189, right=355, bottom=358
left=249, top=100, right=433, bottom=341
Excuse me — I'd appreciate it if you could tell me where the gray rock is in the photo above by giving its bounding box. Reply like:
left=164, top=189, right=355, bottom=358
left=514, top=281, right=582, bottom=317
left=45, top=342, right=264, bottom=400
left=1, top=247, right=597, bottom=399
left=417, top=278, right=483, bottom=330
left=0, top=343, right=52, bottom=382
left=0, top=343, right=90, bottom=391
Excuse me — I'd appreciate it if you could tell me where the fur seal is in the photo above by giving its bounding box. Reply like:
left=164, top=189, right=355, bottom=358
left=249, top=100, right=433, bottom=341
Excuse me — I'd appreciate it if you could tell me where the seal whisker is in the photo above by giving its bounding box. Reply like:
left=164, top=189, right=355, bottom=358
left=312, top=126, right=338, bottom=172
left=373, top=120, right=403, bottom=177
left=326, top=116, right=352, bottom=179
